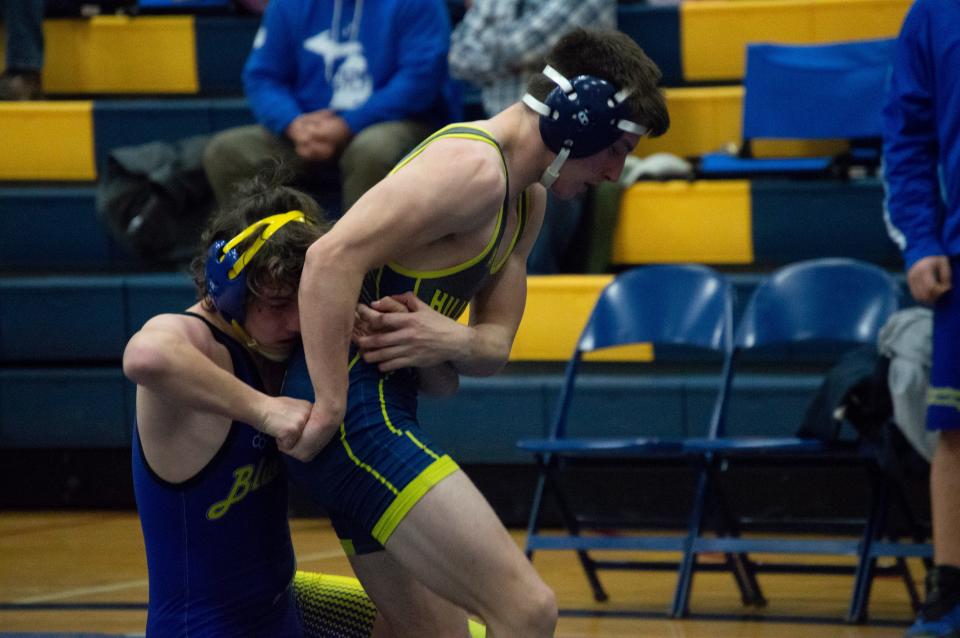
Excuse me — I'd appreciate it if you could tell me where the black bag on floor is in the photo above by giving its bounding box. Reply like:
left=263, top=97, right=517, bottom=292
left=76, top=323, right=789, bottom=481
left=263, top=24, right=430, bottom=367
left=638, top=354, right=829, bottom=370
left=96, top=135, right=214, bottom=266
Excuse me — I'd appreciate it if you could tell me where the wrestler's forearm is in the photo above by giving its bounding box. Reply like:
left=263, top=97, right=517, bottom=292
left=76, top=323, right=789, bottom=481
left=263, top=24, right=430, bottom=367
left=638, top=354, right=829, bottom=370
left=299, top=246, right=363, bottom=415
left=124, top=329, right=270, bottom=428
left=449, top=322, right=513, bottom=377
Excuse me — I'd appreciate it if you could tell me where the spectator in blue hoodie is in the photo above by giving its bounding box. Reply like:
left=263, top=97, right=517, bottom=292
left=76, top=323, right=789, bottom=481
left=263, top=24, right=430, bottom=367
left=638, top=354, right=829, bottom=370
left=883, top=1, right=960, bottom=636
left=203, top=0, right=458, bottom=219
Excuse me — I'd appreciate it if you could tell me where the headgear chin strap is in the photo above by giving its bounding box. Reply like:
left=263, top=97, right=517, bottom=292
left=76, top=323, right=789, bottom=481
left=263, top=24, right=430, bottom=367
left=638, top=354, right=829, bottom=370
left=205, top=210, right=307, bottom=357
left=522, top=65, right=647, bottom=188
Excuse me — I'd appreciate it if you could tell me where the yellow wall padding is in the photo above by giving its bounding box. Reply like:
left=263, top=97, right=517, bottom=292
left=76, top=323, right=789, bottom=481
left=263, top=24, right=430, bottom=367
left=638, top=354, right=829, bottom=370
left=637, top=87, right=743, bottom=158
left=42, top=16, right=198, bottom=94
left=519, top=276, right=655, bottom=362
left=613, top=180, right=753, bottom=265
left=457, top=276, right=654, bottom=361
left=0, top=102, right=95, bottom=180
left=681, top=0, right=911, bottom=81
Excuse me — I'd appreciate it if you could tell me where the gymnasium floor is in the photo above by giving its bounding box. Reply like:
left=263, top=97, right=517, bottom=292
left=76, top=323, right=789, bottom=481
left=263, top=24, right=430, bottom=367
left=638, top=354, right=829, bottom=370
left=0, top=511, right=917, bottom=637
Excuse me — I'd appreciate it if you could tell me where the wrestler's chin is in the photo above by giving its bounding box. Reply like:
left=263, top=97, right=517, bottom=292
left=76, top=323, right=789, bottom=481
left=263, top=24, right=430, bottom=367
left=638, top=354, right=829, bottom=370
left=549, top=182, right=582, bottom=200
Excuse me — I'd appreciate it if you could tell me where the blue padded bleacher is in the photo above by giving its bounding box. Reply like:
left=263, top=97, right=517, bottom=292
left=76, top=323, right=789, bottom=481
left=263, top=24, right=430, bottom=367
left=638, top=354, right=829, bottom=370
left=700, top=39, right=895, bottom=177
left=93, top=98, right=253, bottom=168
left=0, top=187, right=129, bottom=271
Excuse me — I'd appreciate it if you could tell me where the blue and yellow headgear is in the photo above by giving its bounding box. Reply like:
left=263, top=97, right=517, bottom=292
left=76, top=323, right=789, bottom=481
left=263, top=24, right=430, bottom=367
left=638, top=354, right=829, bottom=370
left=205, top=210, right=307, bottom=329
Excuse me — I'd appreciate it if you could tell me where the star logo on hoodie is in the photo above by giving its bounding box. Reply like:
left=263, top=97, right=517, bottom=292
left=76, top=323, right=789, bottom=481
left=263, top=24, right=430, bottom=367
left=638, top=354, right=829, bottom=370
left=303, top=30, right=362, bottom=69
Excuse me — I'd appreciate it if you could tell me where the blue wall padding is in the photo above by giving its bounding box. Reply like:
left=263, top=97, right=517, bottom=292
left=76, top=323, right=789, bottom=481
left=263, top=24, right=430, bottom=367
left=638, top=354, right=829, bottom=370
left=0, top=187, right=126, bottom=270
left=0, top=273, right=905, bottom=362
left=124, top=273, right=197, bottom=333
left=751, top=179, right=900, bottom=266
left=0, top=369, right=128, bottom=447
left=0, top=277, right=127, bottom=361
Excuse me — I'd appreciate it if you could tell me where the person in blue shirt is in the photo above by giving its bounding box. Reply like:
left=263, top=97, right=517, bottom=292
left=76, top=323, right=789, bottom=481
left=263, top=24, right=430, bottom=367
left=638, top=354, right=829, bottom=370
left=202, top=0, right=458, bottom=219
left=284, top=28, right=669, bottom=637
left=883, top=1, right=960, bottom=636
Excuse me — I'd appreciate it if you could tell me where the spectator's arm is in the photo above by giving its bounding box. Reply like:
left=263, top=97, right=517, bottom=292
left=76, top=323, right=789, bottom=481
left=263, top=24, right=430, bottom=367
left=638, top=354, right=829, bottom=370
left=339, top=0, right=451, bottom=133
left=242, top=0, right=304, bottom=136
left=882, top=2, right=944, bottom=271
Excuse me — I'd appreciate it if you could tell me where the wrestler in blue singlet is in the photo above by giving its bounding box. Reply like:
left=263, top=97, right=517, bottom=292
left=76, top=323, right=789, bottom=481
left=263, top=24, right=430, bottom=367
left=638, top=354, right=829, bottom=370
left=284, top=124, right=528, bottom=555
left=133, top=313, right=302, bottom=637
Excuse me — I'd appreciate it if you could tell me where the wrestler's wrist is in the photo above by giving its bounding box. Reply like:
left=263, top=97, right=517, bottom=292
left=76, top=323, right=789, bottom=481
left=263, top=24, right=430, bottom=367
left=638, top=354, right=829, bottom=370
left=452, top=322, right=476, bottom=360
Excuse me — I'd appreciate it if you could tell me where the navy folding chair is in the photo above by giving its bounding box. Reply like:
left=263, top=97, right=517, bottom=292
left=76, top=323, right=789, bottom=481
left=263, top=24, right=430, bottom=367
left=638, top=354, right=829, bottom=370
left=699, top=39, right=894, bottom=178
left=675, top=258, right=929, bottom=621
left=517, top=264, right=765, bottom=609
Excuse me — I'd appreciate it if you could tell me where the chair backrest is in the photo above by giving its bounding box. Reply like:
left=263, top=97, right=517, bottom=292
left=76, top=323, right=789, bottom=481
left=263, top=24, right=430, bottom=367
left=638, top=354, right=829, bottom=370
left=742, top=39, right=895, bottom=141
left=578, top=264, right=733, bottom=355
left=549, top=265, right=734, bottom=440
left=737, top=258, right=900, bottom=350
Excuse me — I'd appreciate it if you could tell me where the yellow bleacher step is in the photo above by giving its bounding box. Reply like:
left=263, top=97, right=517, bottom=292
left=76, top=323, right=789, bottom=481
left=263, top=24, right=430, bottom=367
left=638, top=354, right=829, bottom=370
left=613, top=180, right=753, bottom=265
left=0, top=16, right=198, bottom=94
left=681, top=0, right=910, bottom=81
left=459, top=276, right=654, bottom=362
left=0, top=102, right=95, bottom=180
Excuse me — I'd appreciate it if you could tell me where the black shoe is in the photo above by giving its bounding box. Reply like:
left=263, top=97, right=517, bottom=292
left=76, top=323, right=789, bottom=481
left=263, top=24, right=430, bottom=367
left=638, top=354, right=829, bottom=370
left=906, top=566, right=960, bottom=638
left=0, top=70, right=43, bottom=100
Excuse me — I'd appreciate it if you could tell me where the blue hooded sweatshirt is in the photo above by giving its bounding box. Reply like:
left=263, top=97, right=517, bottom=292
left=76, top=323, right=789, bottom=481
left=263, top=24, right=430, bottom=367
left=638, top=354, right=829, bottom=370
left=243, top=0, right=458, bottom=137
left=883, top=0, right=960, bottom=269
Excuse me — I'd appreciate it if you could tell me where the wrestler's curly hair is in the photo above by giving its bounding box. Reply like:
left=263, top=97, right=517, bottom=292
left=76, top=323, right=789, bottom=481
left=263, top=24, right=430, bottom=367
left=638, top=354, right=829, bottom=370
left=189, top=162, right=330, bottom=309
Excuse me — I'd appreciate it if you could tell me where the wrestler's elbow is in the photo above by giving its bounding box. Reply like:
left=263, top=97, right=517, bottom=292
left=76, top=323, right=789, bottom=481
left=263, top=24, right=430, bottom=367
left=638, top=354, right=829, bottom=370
left=122, top=333, right=172, bottom=386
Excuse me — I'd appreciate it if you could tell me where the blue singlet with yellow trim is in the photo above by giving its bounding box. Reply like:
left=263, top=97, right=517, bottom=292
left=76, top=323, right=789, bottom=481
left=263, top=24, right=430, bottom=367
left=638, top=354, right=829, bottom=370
left=133, top=313, right=301, bottom=637
left=284, top=123, right=528, bottom=555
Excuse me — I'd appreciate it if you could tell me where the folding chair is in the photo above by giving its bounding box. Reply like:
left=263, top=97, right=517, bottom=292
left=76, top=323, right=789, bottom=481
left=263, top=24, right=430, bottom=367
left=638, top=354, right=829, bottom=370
left=676, top=258, right=930, bottom=621
left=517, top=264, right=765, bottom=609
left=699, top=39, right=894, bottom=178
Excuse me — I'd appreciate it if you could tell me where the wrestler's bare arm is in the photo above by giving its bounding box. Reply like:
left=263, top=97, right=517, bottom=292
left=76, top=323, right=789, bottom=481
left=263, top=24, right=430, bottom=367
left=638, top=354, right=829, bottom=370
left=124, top=312, right=310, bottom=447
left=294, top=139, right=509, bottom=459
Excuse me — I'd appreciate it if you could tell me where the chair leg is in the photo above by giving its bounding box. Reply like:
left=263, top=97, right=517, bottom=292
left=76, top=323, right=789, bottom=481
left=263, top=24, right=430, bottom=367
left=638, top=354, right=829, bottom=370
left=890, top=481, right=925, bottom=610
left=543, top=462, right=609, bottom=602
left=848, top=464, right=889, bottom=623
left=897, top=556, right=922, bottom=611
left=672, top=461, right=711, bottom=618
left=708, top=465, right=766, bottom=608
left=524, top=463, right=548, bottom=561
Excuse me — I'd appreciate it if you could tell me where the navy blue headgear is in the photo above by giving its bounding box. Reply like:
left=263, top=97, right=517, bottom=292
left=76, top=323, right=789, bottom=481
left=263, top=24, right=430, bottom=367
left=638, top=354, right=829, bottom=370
left=205, top=210, right=307, bottom=327
left=522, top=66, right=647, bottom=187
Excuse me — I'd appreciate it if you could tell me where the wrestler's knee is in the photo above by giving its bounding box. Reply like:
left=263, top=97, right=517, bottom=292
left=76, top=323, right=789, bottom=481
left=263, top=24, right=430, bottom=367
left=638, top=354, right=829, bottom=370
left=486, top=574, right=556, bottom=638
left=517, top=579, right=558, bottom=636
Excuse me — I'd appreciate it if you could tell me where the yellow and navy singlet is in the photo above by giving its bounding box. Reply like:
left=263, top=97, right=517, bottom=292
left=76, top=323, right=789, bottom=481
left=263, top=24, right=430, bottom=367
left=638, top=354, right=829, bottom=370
left=360, top=123, right=529, bottom=321
left=132, top=313, right=301, bottom=637
left=283, top=124, right=528, bottom=556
